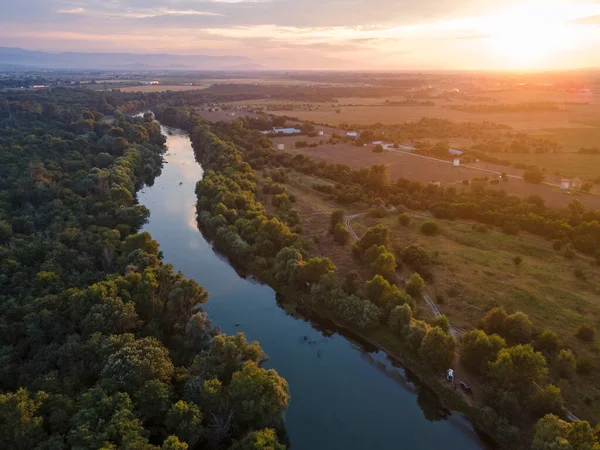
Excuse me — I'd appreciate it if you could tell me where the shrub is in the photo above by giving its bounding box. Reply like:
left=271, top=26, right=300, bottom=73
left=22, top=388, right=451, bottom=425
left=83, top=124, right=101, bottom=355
left=504, top=312, right=533, bottom=344
left=552, top=240, right=563, bottom=251
left=531, top=384, right=564, bottom=417
left=554, top=349, right=576, bottom=379
left=533, top=330, right=562, bottom=356
left=373, top=144, right=384, bottom=153
left=473, top=223, right=489, bottom=233
left=295, top=140, right=308, bottom=148
left=481, top=307, right=508, bottom=336
left=524, top=166, right=545, bottom=184
left=576, top=357, right=595, bottom=375
left=502, top=221, right=519, bottom=235
left=333, top=223, right=350, bottom=245
left=513, top=255, right=523, bottom=267
left=576, top=324, right=596, bottom=342
left=574, top=267, right=586, bottom=280
left=398, top=213, right=411, bottom=226
left=399, top=245, right=430, bottom=271
left=563, top=244, right=576, bottom=259
left=406, top=273, right=424, bottom=298
left=420, top=220, right=440, bottom=236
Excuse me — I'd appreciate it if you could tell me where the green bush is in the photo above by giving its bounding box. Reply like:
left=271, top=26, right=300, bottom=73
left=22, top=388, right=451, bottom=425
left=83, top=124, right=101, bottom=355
left=420, top=220, right=440, bottom=236
left=406, top=273, right=424, bottom=298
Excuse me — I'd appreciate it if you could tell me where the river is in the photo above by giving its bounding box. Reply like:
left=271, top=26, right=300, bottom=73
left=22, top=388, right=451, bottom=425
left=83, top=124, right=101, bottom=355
left=138, top=125, right=489, bottom=450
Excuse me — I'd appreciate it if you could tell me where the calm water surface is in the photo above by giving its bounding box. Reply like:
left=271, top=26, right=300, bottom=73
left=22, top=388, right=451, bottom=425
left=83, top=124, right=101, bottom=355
left=139, top=126, right=488, bottom=450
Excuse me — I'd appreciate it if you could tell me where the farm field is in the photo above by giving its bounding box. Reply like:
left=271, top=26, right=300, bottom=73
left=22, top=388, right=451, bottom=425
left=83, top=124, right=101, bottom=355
left=266, top=103, right=600, bottom=132
left=119, top=85, right=209, bottom=92
left=350, top=211, right=600, bottom=420
left=505, top=153, right=600, bottom=180
left=287, top=143, right=600, bottom=209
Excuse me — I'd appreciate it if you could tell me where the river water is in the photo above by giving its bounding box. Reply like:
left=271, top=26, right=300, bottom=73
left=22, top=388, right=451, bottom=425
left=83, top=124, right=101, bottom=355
left=139, top=125, right=489, bottom=450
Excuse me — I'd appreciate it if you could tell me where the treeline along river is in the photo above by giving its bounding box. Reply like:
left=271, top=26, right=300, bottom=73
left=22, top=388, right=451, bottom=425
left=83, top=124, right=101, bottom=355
left=138, top=124, right=490, bottom=449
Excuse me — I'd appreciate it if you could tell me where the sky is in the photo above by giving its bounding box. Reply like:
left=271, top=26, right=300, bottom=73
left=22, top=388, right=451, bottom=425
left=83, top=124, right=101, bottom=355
left=1, top=0, right=600, bottom=70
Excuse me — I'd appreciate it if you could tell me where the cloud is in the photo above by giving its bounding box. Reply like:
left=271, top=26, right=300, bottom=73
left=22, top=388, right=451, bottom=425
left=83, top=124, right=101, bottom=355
left=570, top=14, right=600, bottom=24
left=57, top=7, right=85, bottom=14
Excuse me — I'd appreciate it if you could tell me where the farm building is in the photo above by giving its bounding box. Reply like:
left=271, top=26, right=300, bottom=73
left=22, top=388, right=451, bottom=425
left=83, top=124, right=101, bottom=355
left=277, top=144, right=285, bottom=151
left=449, top=148, right=463, bottom=156
left=346, top=131, right=358, bottom=138
left=430, top=181, right=442, bottom=187
left=560, top=179, right=570, bottom=190
left=453, top=158, right=461, bottom=167
left=318, top=130, right=324, bottom=136
left=571, top=178, right=584, bottom=190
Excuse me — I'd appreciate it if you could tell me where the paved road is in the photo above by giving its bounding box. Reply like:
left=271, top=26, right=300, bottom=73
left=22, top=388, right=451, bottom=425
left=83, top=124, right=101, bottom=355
left=345, top=213, right=464, bottom=338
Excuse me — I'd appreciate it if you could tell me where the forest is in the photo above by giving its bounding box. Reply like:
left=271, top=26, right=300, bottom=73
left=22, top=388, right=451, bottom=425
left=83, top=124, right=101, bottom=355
left=0, top=90, right=289, bottom=449
left=155, top=108, right=600, bottom=449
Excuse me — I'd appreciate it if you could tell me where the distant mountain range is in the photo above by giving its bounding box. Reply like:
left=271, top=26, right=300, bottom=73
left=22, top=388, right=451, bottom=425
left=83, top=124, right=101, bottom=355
left=0, top=47, right=265, bottom=71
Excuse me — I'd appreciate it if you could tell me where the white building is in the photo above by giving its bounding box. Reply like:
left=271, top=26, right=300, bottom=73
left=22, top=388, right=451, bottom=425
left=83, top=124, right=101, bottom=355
left=318, top=130, right=324, bottom=136
left=560, top=179, right=570, bottom=190
left=453, top=158, right=461, bottom=167
left=277, top=144, right=285, bottom=151
left=347, top=131, right=358, bottom=138
left=262, top=127, right=302, bottom=135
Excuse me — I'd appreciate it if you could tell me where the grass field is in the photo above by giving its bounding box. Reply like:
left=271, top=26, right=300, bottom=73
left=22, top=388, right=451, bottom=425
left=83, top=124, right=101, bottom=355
left=264, top=162, right=600, bottom=421
left=287, top=143, right=600, bottom=209
left=119, top=85, right=209, bottom=92
left=352, top=210, right=600, bottom=421
left=504, top=153, right=600, bottom=180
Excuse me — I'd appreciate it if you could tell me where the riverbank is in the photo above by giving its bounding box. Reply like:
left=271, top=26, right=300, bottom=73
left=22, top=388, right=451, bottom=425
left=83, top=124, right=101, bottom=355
left=143, top=117, right=490, bottom=449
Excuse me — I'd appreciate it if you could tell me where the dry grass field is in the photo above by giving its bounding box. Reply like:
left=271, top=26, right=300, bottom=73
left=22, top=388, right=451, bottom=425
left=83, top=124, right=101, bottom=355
left=120, top=85, right=209, bottom=93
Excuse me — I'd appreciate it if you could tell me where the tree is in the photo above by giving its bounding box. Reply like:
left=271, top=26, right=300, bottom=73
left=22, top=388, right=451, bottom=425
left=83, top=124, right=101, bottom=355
left=342, top=270, right=362, bottom=295
left=274, top=247, right=304, bottom=285
left=389, top=304, right=413, bottom=333
left=532, top=384, right=564, bottom=417
left=166, top=401, right=204, bottom=447
left=524, top=166, right=545, bottom=184
left=333, top=223, right=350, bottom=245
left=534, top=330, right=562, bottom=357
left=432, top=315, right=450, bottom=334
left=229, top=362, right=290, bottom=430
left=297, top=257, right=336, bottom=284
left=101, top=337, right=175, bottom=390
left=406, top=273, right=424, bottom=298
left=532, top=414, right=599, bottom=450
left=404, top=319, right=429, bottom=352
left=0, top=389, right=47, bottom=449
left=228, top=428, right=285, bottom=450
left=356, top=224, right=390, bottom=256
left=420, top=221, right=440, bottom=236
left=489, top=345, right=548, bottom=397
left=163, top=436, right=189, bottom=450
left=481, top=307, right=508, bottom=336
left=330, top=209, right=345, bottom=233
left=460, top=330, right=506, bottom=375
left=370, top=251, right=397, bottom=280
left=554, top=349, right=577, bottom=379
left=420, top=326, right=456, bottom=373
left=504, top=311, right=533, bottom=344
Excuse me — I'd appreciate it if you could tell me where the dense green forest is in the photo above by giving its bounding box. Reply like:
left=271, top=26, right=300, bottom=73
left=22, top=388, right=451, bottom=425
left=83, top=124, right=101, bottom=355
left=155, top=107, right=600, bottom=449
left=0, top=90, right=289, bottom=449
